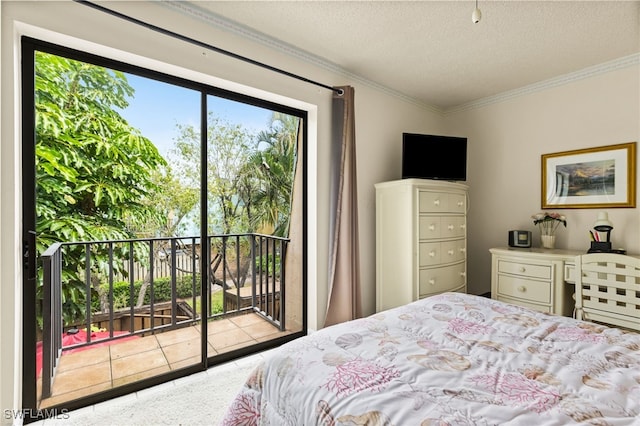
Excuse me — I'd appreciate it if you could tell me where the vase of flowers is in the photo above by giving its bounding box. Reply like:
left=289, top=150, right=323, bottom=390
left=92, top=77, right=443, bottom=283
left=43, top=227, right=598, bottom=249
left=540, top=234, right=556, bottom=249
left=532, top=212, right=567, bottom=249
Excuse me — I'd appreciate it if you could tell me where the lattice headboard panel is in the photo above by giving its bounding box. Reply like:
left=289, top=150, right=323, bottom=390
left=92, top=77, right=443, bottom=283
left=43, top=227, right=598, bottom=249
left=575, top=253, right=640, bottom=332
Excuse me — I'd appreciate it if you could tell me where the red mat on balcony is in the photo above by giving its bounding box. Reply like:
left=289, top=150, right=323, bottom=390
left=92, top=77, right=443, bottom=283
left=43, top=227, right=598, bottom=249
left=36, top=330, right=138, bottom=377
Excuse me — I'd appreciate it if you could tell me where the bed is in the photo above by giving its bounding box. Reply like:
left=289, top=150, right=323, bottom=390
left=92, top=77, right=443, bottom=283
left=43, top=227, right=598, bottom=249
left=221, top=292, right=640, bottom=425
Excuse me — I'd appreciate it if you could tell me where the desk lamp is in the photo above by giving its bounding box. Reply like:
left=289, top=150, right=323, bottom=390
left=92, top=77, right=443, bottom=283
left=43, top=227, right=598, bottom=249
left=593, top=212, right=613, bottom=243
left=588, top=211, right=617, bottom=253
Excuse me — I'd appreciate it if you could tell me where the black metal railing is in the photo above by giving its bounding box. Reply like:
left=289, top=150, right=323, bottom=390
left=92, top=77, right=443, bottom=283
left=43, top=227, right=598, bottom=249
left=40, top=233, right=288, bottom=398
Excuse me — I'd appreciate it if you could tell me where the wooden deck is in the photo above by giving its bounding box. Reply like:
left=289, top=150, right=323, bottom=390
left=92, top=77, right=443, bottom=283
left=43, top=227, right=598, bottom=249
left=38, top=312, right=289, bottom=408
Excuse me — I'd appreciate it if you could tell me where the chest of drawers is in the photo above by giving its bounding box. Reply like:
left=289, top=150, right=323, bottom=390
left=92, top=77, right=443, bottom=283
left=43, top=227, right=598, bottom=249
left=376, top=179, right=468, bottom=312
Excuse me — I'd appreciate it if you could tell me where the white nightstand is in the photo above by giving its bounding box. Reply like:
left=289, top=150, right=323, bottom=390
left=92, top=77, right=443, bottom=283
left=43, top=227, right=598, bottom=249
left=489, top=247, right=583, bottom=317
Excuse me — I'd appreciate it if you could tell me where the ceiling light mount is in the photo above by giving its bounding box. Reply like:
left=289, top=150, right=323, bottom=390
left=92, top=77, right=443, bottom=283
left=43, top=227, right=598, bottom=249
left=472, top=0, right=482, bottom=24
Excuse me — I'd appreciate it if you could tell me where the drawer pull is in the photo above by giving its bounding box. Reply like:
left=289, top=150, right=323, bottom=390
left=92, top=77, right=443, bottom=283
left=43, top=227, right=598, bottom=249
left=517, top=286, right=526, bottom=292
left=459, top=247, right=466, bottom=253
left=460, top=224, right=466, bottom=229
left=429, top=251, right=436, bottom=257
left=429, top=278, right=436, bottom=285
left=460, top=271, right=466, bottom=277
left=447, top=224, right=454, bottom=230
left=429, top=224, right=436, bottom=231
left=457, top=201, right=464, bottom=207
left=434, top=199, right=440, bottom=206
left=447, top=249, right=454, bottom=256
left=519, top=267, right=526, bottom=273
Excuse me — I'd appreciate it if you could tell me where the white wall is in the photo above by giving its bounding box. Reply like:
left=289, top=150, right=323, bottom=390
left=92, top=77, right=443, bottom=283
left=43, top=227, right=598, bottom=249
left=0, top=1, right=443, bottom=419
left=447, top=64, right=640, bottom=295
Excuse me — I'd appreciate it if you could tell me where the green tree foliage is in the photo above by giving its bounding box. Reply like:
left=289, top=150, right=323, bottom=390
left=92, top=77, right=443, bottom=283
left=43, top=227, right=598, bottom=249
left=35, top=52, right=166, bottom=325
left=172, top=114, right=256, bottom=235
left=131, top=164, right=199, bottom=239
left=172, top=111, right=299, bottom=287
left=35, top=50, right=300, bottom=327
left=171, top=111, right=299, bottom=238
left=246, top=112, right=299, bottom=237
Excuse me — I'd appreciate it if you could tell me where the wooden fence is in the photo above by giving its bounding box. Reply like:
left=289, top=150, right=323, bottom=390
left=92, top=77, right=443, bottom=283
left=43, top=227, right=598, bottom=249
left=113, top=250, right=200, bottom=282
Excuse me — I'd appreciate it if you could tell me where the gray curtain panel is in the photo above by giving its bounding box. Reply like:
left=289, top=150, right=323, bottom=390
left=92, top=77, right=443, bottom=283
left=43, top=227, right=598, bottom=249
left=325, top=86, right=362, bottom=327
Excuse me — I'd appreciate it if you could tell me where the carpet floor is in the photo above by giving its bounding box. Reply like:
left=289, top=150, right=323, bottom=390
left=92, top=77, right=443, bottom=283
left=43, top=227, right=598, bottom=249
left=35, top=353, right=264, bottom=426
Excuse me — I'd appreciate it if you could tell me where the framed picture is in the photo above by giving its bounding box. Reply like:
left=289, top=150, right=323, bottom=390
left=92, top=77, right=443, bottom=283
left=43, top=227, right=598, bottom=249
left=542, top=142, right=636, bottom=209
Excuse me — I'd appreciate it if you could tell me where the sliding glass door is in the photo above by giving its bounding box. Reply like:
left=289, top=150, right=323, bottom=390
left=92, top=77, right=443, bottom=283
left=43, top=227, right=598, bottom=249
left=22, top=36, right=306, bottom=418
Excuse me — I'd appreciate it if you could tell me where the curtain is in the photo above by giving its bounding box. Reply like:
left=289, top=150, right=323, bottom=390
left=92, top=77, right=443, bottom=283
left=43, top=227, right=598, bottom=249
left=325, top=86, right=361, bottom=327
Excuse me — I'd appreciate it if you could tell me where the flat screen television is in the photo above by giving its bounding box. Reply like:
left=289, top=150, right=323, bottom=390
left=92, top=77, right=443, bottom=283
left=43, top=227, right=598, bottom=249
left=401, top=133, right=467, bottom=181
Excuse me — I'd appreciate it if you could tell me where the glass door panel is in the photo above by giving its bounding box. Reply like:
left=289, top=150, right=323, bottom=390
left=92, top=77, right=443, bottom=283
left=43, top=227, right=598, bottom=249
left=33, top=50, right=202, bottom=408
left=203, top=96, right=304, bottom=359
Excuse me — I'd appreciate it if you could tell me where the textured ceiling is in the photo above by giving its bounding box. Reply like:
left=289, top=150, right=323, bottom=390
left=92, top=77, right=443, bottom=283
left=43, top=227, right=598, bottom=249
left=176, top=1, right=639, bottom=111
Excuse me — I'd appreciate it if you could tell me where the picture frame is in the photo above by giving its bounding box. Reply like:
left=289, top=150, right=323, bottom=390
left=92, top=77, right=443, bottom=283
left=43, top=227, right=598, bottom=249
left=541, top=142, right=636, bottom=209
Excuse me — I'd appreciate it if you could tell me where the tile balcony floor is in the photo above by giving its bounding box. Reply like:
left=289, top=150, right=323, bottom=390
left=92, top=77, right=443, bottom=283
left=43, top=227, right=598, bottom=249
left=38, top=313, right=289, bottom=408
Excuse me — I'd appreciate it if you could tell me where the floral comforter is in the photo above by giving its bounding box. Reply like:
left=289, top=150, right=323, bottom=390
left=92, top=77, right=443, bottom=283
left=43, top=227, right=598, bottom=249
left=221, top=293, right=640, bottom=425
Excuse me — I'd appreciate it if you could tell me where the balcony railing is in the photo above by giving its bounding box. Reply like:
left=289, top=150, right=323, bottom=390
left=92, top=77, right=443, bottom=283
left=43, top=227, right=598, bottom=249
left=40, top=233, right=288, bottom=398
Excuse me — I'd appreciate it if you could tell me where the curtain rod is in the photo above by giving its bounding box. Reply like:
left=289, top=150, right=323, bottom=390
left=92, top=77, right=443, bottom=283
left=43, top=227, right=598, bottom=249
left=74, top=0, right=343, bottom=95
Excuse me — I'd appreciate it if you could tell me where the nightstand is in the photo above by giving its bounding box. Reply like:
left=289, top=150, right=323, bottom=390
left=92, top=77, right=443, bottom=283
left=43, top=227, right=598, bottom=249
left=489, top=247, right=583, bottom=317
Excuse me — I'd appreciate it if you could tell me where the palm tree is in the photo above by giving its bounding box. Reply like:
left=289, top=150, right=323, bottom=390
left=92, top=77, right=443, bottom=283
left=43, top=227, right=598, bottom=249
left=245, top=112, right=299, bottom=237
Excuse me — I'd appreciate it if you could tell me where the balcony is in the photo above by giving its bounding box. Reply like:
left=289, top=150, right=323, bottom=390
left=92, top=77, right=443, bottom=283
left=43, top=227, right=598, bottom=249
left=39, top=233, right=290, bottom=408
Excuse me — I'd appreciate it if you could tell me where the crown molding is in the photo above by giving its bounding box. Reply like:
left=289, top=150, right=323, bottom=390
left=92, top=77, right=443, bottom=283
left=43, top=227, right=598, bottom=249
left=445, top=53, right=640, bottom=115
left=160, top=1, right=637, bottom=116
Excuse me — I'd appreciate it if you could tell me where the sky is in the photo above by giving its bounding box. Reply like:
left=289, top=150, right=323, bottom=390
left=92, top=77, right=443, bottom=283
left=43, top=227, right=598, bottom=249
left=119, top=73, right=274, bottom=158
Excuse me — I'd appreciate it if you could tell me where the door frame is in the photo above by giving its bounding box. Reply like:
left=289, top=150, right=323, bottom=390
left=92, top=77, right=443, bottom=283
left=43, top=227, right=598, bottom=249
left=21, top=36, right=308, bottom=420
